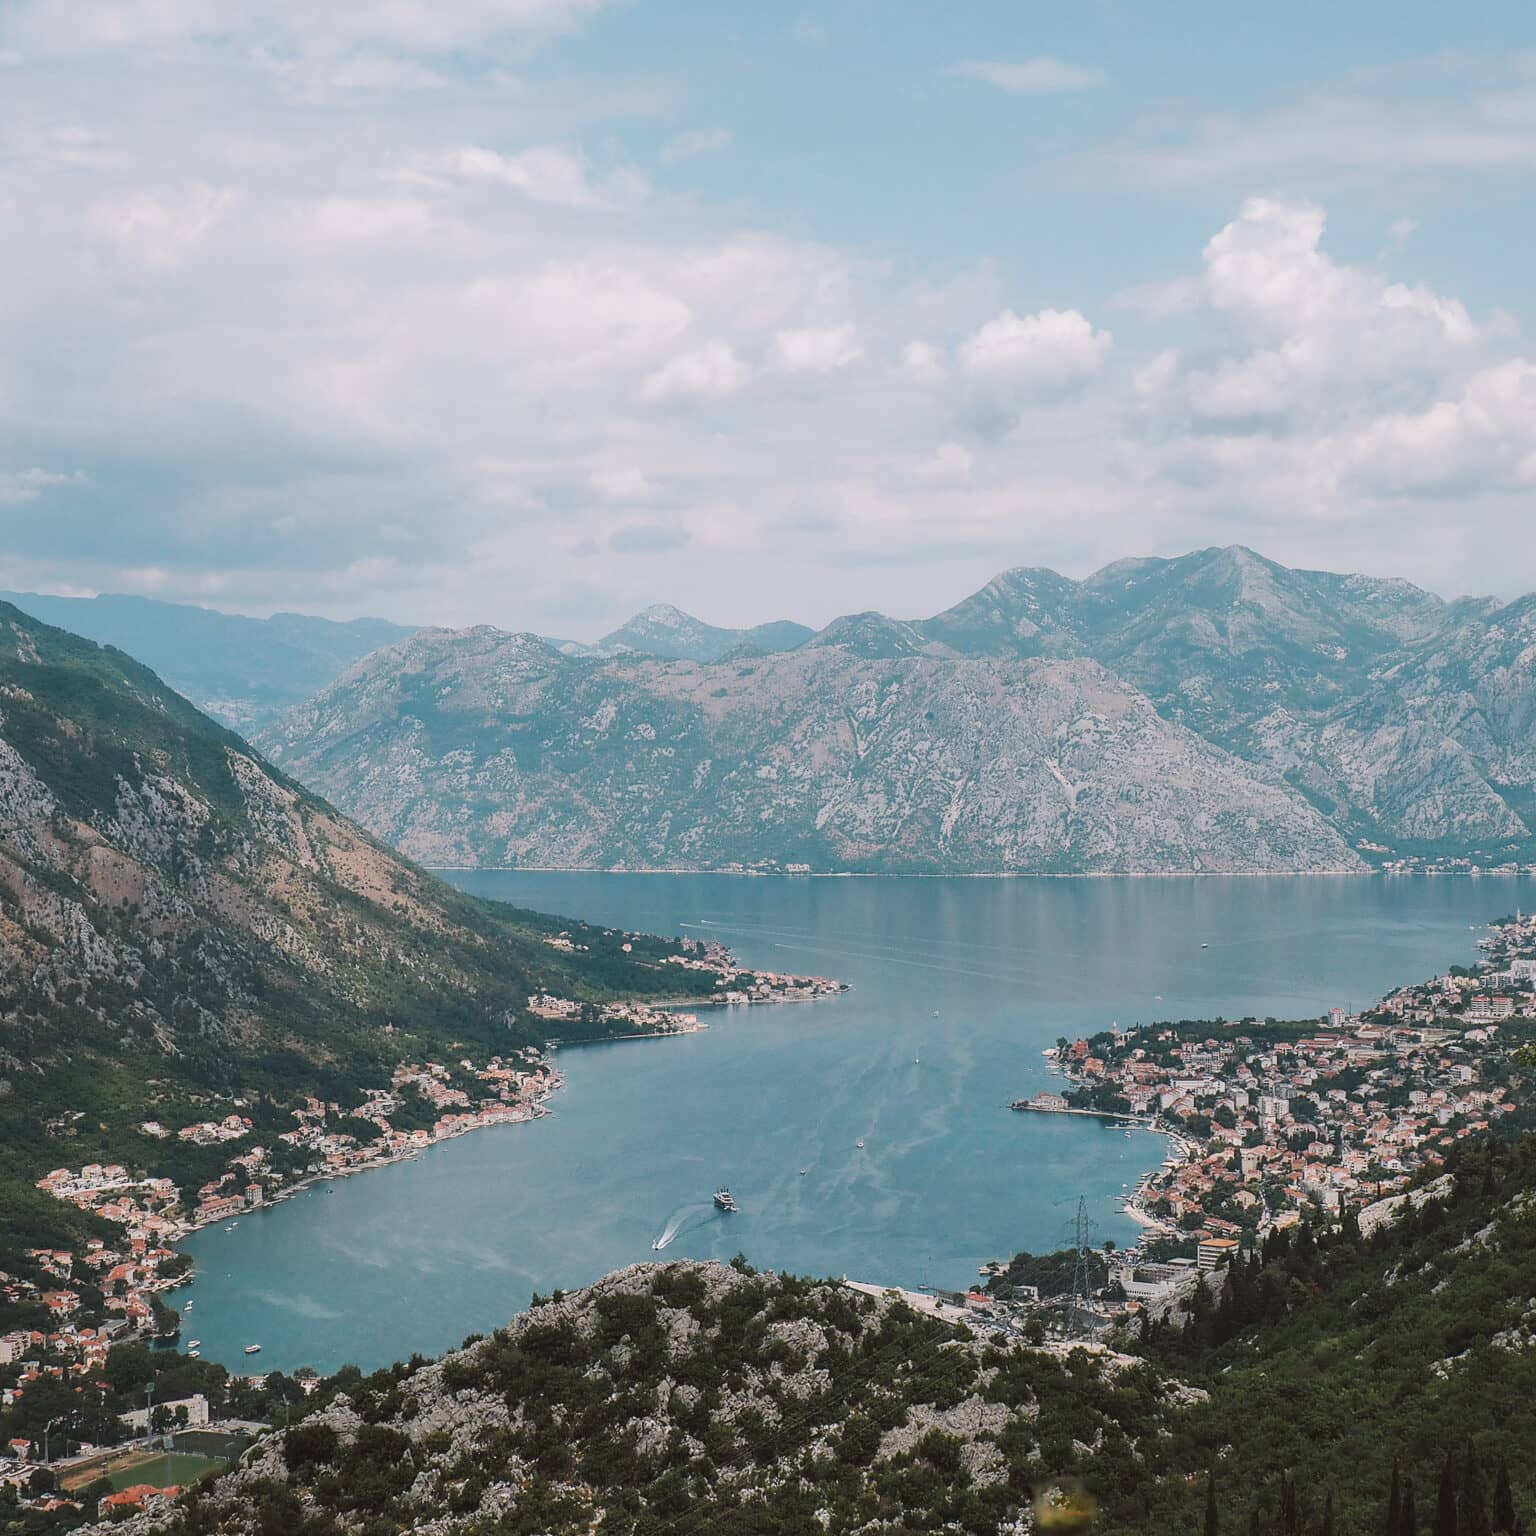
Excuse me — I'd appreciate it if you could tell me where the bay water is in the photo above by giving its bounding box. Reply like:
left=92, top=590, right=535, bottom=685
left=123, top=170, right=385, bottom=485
left=178, top=873, right=1530, bottom=1373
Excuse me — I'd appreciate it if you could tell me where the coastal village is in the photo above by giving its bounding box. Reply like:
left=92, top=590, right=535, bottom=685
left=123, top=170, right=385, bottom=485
left=990, top=909, right=1536, bottom=1331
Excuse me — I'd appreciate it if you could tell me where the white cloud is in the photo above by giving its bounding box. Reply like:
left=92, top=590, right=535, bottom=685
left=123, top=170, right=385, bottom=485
left=959, top=308, right=1112, bottom=390
left=3, top=3, right=1535, bottom=633
left=1379, top=216, right=1419, bottom=259
left=8, top=0, right=609, bottom=57
left=1345, top=361, right=1536, bottom=495
left=792, top=17, right=826, bottom=48
left=901, top=340, right=947, bottom=383
left=660, top=129, right=731, bottom=166
left=774, top=325, right=861, bottom=372
left=1112, top=58, right=1536, bottom=188
left=641, top=342, right=750, bottom=403
left=950, top=57, right=1106, bottom=95
left=0, top=467, right=83, bottom=504
left=437, top=144, right=649, bottom=209
left=922, top=441, right=973, bottom=480
left=1152, top=198, right=1483, bottom=424
left=589, top=467, right=661, bottom=502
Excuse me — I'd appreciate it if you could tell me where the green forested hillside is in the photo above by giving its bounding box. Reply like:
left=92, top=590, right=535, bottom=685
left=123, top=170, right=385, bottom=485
left=1128, top=1134, right=1536, bottom=1536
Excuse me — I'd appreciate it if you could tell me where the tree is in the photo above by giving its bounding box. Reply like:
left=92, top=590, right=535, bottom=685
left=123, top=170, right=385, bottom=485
left=1438, top=1454, right=1459, bottom=1536
left=1205, top=1470, right=1219, bottom=1536
left=1403, top=1478, right=1419, bottom=1536
left=1390, top=1461, right=1403, bottom=1536
left=1281, top=1472, right=1299, bottom=1536
left=1493, top=1462, right=1515, bottom=1536
left=1323, top=1490, right=1336, bottom=1536
left=1462, top=1442, right=1492, bottom=1536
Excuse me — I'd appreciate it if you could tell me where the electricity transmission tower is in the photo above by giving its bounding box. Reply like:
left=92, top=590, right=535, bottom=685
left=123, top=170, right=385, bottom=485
left=1067, top=1195, right=1095, bottom=1337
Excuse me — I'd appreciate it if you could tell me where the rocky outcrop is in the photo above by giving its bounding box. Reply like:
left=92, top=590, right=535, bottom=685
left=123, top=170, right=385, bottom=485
left=82, top=1259, right=1184, bottom=1536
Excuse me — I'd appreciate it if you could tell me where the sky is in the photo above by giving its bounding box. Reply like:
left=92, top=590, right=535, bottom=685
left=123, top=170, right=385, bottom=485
left=3, top=1, right=1536, bottom=636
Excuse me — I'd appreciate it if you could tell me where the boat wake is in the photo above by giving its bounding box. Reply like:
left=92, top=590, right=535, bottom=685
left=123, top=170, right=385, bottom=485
left=651, top=1203, right=715, bottom=1251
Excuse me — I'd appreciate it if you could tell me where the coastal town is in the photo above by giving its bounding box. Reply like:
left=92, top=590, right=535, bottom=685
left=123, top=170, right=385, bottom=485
left=986, top=909, right=1536, bottom=1332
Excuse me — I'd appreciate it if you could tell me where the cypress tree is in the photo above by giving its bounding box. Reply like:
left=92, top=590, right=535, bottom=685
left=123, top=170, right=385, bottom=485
left=1283, top=1473, right=1300, bottom=1536
left=1438, top=1454, right=1459, bottom=1536
left=1403, top=1477, right=1419, bottom=1536
left=1493, top=1462, right=1515, bottom=1536
left=1390, top=1462, right=1403, bottom=1536
left=1462, top=1443, right=1493, bottom=1536
left=1206, top=1470, right=1219, bottom=1536
left=1323, top=1490, right=1336, bottom=1536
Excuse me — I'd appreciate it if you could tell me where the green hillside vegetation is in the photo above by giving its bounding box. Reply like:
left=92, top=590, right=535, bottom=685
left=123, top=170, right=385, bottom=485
left=1117, top=1133, right=1536, bottom=1536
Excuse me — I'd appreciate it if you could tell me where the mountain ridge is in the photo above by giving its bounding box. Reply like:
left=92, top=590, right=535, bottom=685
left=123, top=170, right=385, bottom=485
left=258, top=628, right=1364, bottom=874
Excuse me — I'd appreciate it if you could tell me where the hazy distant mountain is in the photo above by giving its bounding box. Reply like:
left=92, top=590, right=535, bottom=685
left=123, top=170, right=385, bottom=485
left=252, top=546, right=1536, bottom=871
left=596, top=603, right=814, bottom=662
left=258, top=626, right=1361, bottom=874
left=0, top=590, right=416, bottom=729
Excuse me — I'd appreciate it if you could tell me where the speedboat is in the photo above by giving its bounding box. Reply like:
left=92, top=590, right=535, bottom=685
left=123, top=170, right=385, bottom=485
left=799, top=1167, right=808, bottom=1175
left=855, top=1139, right=865, bottom=1150
left=244, top=1343, right=262, bottom=1355
left=187, top=1339, right=201, bottom=1349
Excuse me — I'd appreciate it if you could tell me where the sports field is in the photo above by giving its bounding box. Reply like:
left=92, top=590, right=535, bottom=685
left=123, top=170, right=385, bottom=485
left=106, top=1451, right=224, bottom=1491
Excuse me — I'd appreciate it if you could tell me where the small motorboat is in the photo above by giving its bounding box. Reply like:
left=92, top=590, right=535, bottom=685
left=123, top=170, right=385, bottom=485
left=855, top=1139, right=865, bottom=1150
left=244, top=1343, right=262, bottom=1355
left=187, top=1339, right=201, bottom=1349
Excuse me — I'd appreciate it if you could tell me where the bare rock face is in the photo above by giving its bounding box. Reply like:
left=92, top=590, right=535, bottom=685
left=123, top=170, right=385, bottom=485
left=258, top=632, right=1362, bottom=874
left=82, top=1259, right=1187, bottom=1535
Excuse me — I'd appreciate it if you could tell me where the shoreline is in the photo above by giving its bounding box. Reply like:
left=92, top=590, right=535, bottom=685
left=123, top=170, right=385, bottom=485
left=171, top=984, right=839, bottom=1255
left=429, top=866, right=1535, bottom=880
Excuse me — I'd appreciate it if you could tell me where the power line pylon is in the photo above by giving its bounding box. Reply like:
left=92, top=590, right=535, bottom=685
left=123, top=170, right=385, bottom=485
left=1067, top=1195, right=1095, bottom=1337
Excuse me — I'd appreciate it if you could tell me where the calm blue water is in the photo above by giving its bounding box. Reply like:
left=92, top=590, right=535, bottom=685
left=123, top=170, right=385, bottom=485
left=178, top=873, right=1530, bottom=1373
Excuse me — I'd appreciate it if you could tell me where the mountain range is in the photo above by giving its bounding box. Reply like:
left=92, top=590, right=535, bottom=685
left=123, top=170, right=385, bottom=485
left=252, top=546, right=1536, bottom=874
